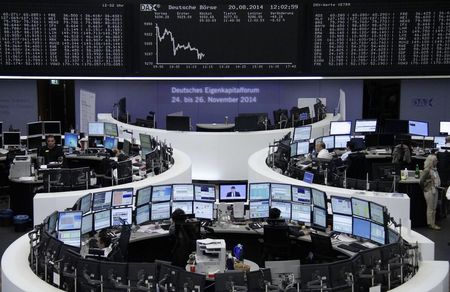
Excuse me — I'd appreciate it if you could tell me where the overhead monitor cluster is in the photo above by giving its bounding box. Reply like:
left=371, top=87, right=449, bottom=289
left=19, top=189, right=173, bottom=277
left=2, top=0, right=450, bottom=77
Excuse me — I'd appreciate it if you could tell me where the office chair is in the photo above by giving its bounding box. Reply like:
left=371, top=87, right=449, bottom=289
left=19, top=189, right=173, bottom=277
left=171, top=221, right=201, bottom=267
left=273, top=109, right=289, bottom=129
left=261, top=225, right=291, bottom=262
left=345, top=153, right=367, bottom=180
left=70, top=167, right=90, bottom=190
left=310, top=233, right=343, bottom=263
left=110, top=223, right=131, bottom=262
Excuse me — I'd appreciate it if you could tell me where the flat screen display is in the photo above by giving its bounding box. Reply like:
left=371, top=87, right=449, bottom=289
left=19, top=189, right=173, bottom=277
left=172, top=201, right=193, bottom=214
left=331, top=196, right=352, bottom=215
left=193, top=201, right=214, bottom=220
left=270, top=201, right=291, bottom=220
left=292, top=186, right=311, bottom=203
left=43, top=121, right=61, bottom=135
left=334, top=135, right=351, bottom=148
left=270, top=183, right=291, bottom=201
left=151, top=202, right=171, bottom=221
left=440, top=121, right=450, bottom=134
left=136, top=186, right=152, bottom=206
left=312, top=189, right=326, bottom=209
left=151, top=185, right=172, bottom=202
left=3, top=132, right=21, bottom=146
left=330, top=121, right=352, bottom=135
left=81, top=214, right=93, bottom=235
left=369, top=202, right=385, bottom=225
left=296, top=141, right=310, bottom=155
left=92, top=191, right=112, bottom=211
left=104, top=122, right=118, bottom=137
left=111, top=207, right=132, bottom=226
left=249, top=200, right=270, bottom=219
left=194, top=185, right=216, bottom=201
left=58, top=230, right=81, bottom=247
left=104, top=136, right=118, bottom=150
left=321, top=135, right=334, bottom=149
left=293, top=126, right=312, bottom=141
left=94, top=210, right=111, bottom=231
left=434, top=136, right=446, bottom=148
left=58, top=211, right=82, bottom=231
left=355, top=120, right=377, bottom=133
left=249, top=183, right=270, bottom=201
left=27, top=122, right=43, bottom=136
left=172, top=184, right=194, bottom=201
left=27, top=136, right=43, bottom=150
left=219, top=184, right=247, bottom=202
left=88, top=122, right=105, bottom=136
left=312, top=206, right=327, bottom=229
left=291, top=203, right=311, bottom=223
left=303, top=172, right=314, bottom=184
left=135, top=204, right=150, bottom=225
left=408, top=120, right=428, bottom=136
left=371, top=222, right=386, bottom=244
left=111, top=188, right=133, bottom=207
left=351, top=198, right=370, bottom=219
left=79, top=194, right=92, bottom=214
left=332, top=214, right=352, bottom=234
left=353, top=217, right=371, bottom=240
left=64, top=133, right=78, bottom=148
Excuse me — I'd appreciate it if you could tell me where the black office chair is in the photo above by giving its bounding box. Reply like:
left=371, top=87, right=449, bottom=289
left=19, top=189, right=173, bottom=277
left=345, top=152, right=367, bottom=180
left=110, top=224, right=131, bottom=262
left=310, top=233, right=343, bottom=263
left=273, top=109, right=289, bottom=129
left=171, top=221, right=201, bottom=267
left=261, top=225, right=291, bottom=262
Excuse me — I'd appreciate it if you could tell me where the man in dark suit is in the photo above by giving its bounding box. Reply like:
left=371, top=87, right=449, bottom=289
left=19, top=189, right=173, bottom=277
left=39, top=135, right=64, bottom=164
left=226, top=186, right=241, bottom=197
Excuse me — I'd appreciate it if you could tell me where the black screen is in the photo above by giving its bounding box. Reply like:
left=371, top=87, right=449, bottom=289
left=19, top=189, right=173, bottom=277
left=3, top=132, right=21, bottom=145
left=28, top=122, right=43, bottom=136
left=43, top=122, right=61, bottom=135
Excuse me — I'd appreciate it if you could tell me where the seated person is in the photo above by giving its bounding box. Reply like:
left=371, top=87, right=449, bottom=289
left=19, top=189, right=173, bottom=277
left=39, top=135, right=64, bottom=164
left=169, top=208, right=186, bottom=236
left=315, top=141, right=333, bottom=160
left=267, top=208, right=304, bottom=237
left=340, top=141, right=354, bottom=161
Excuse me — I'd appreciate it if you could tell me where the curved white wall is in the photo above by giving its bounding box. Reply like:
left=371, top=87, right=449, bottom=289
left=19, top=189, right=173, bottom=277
left=98, top=113, right=341, bottom=181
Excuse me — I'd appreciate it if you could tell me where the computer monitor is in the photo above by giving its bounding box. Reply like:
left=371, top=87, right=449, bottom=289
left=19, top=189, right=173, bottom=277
left=111, top=207, right=133, bottom=226
left=81, top=214, right=93, bottom=235
left=332, top=214, right=352, bottom=234
left=353, top=217, right=371, bottom=240
left=104, top=136, right=118, bottom=150
left=293, top=125, right=312, bottom=141
left=351, top=198, right=370, bottom=219
left=27, top=136, right=42, bottom=150
left=270, top=201, right=291, bottom=220
left=135, top=204, right=150, bottom=225
left=92, top=191, right=112, bottom=211
left=234, top=115, right=259, bottom=132
left=94, top=210, right=111, bottom=231
left=369, top=201, right=385, bottom=225
left=330, top=121, right=352, bottom=135
left=79, top=193, right=92, bottom=214
left=88, top=122, right=105, bottom=136
left=172, top=201, right=193, bottom=214
left=322, top=135, right=335, bottom=149
left=58, top=230, right=81, bottom=247
left=172, top=184, right=194, bottom=201
left=354, top=119, right=377, bottom=133
left=194, top=184, right=216, bottom=201
left=291, top=203, right=311, bottom=223
left=193, top=201, right=214, bottom=220
left=331, top=196, right=352, bottom=215
left=3, top=132, right=21, bottom=146
left=312, top=189, right=326, bottom=209
left=151, top=185, right=172, bottom=202
left=290, top=143, right=297, bottom=158
left=139, top=133, right=152, bottom=155
left=312, top=206, right=327, bottom=230
left=266, top=260, right=300, bottom=287
left=249, top=200, right=269, bottom=219
left=434, top=136, right=446, bottom=148
left=219, top=183, right=247, bottom=202
left=303, top=171, right=314, bottom=183
left=371, top=222, right=386, bottom=244
left=334, top=135, right=351, bottom=149
left=292, top=186, right=311, bottom=203
left=270, top=183, right=291, bottom=201
left=27, top=122, right=43, bottom=136
left=123, top=139, right=131, bottom=155
left=111, top=188, right=133, bottom=207
left=64, top=133, right=78, bottom=148
left=104, top=122, right=118, bottom=137
left=384, top=119, right=408, bottom=134
left=58, top=211, right=82, bottom=231
left=167, top=116, right=191, bottom=131
left=249, top=183, right=270, bottom=201
left=136, top=186, right=152, bottom=207
left=43, top=121, right=61, bottom=135
left=47, top=211, right=58, bottom=234
left=295, top=141, right=310, bottom=156
left=151, top=202, right=171, bottom=221
left=440, top=121, right=450, bottom=134
left=408, top=120, right=428, bottom=136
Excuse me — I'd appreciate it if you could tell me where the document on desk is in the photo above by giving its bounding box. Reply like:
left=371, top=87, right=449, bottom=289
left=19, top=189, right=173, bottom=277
left=139, top=225, right=168, bottom=234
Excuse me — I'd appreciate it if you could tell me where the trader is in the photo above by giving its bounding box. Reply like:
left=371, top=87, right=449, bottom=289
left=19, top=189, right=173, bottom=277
left=340, top=141, right=354, bottom=161
left=39, top=135, right=64, bottom=164
left=315, top=141, right=333, bottom=160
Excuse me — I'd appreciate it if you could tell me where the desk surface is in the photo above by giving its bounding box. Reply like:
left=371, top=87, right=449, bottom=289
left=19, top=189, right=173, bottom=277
left=196, top=123, right=235, bottom=130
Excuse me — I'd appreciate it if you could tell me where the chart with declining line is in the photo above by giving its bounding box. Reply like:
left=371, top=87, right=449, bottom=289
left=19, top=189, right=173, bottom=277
left=138, top=1, right=301, bottom=75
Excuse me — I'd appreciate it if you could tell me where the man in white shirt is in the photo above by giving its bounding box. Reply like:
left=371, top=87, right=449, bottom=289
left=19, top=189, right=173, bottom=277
left=340, top=141, right=354, bottom=161
left=315, top=141, right=333, bottom=160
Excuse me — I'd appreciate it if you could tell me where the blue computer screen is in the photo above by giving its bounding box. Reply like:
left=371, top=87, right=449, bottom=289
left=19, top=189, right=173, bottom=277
left=249, top=183, right=270, bottom=201
left=270, top=184, right=291, bottom=201
left=194, top=185, right=216, bottom=201
left=104, top=136, right=118, bottom=150
left=152, top=185, right=172, bottom=202
left=408, top=120, right=428, bottom=136
left=64, top=133, right=78, bottom=148
left=303, top=172, right=314, bottom=184
left=249, top=200, right=270, bottom=219
left=292, top=186, right=311, bottom=203
left=58, top=211, right=82, bottom=231
left=353, top=217, right=371, bottom=239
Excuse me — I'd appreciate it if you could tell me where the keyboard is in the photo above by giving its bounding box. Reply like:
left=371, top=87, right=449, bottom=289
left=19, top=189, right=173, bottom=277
left=349, top=242, right=369, bottom=250
left=337, top=244, right=360, bottom=253
left=249, top=222, right=263, bottom=230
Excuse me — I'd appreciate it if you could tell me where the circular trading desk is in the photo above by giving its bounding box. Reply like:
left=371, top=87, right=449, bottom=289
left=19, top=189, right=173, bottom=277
left=33, top=148, right=192, bottom=225
left=98, top=113, right=341, bottom=181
